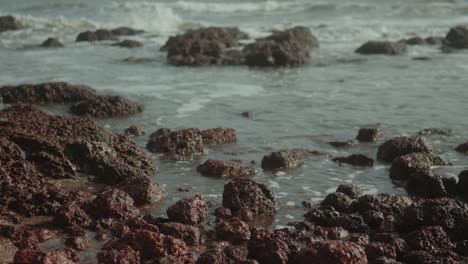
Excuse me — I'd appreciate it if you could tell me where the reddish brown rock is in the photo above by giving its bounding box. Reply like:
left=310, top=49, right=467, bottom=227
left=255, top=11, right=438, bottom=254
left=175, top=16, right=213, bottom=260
left=248, top=229, right=298, bottom=264
left=365, top=242, right=397, bottom=261
left=146, top=128, right=205, bottom=156
left=197, top=159, right=255, bottom=177
left=201, top=128, right=237, bottom=145
left=35, top=229, right=55, bottom=243
left=356, top=41, right=406, bottom=55
left=54, top=203, right=92, bottom=228
left=97, top=245, right=141, bottom=264
left=336, top=184, right=364, bottom=199
left=321, top=192, right=354, bottom=213
left=223, top=178, right=278, bottom=215
left=261, top=150, right=304, bottom=170
left=294, top=240, right=367, bottom=264
left=333, top=154, right=375, bottom=167
left=89, top=188, right=139, bottom=220
left=214, top=207, right=232, bottom=219
left=377, top=136, right=432, bottom=162
left=166, top=195, right=208, bottom=225
left=70, top=95, right=143, bottom=118
left=115, top=177, right=165, bottom=205
left=124, top=125, right=146, bottom=137
left=0, top=82, right=96, bottom=104
left=158, top=222, right=201, bottom=245
left=405, top=226, right=454, bottom=252
left=304, top=209, right=369, bottom=233
left=216, top=217, right=251, bottom=243
left=356, top=128, right=384, bottom=142
left=15, top=249, right=80, bottom=264
left=65, top=235, right=91, bottom=251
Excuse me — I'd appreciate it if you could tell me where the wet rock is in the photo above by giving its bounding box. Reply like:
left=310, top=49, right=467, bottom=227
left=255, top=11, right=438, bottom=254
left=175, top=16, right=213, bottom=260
left=294, top=240, right=366, bottom=264
left=197, top=159, right=255, bottom=177
left=65, top=235, right=91, bottom=251
left=445, top=25, right=468, bottom=49
left=333, top=154, right=375, bottom=167
left=402, top=249, right=462, bottom=264
left=166, top=195, right=208, bottom=225
left=124, top=125, right=145, bottom=137
left=54, top=203, right=92, bottom=228
left=0, top=82, right=97, bottom=104
left=356, top=41, right=407, bottom=55
left=214, top=207, right=232, bottom=220
left=405, top=226, right=454, bottom=252
left=89, top=188, right=139, bottom=220
left=321, top=192, right=354, bottom=213
left=372, top=233, right=409, bottom=258
left=425, top=36, right=445, bottom=45
left=365, top=242, right=397, bottom=261
left=418, top=128, right=452, bottom=136
left=369, top=257, right=401, bottom=264
left=356, top=194, right=412, bottom=216
left=241, top=111, right=255, bottom=118
left=404, top=37, right=427, bottom=45
left=456, top=141, right=468, bottom=154
left=0, top=16, right=18, bottom=32
left=305, top=209, right=369, bottom=233
left=146, top=128, right=206, bottom=156
left=35, top=229, right=55, bottom=242
left=201, top=128, right=237, bottom=145
left=405, top=170, right=452, bottom=198
left=458, top=170, right=468, bottom=196
left=97, top=245, right=141, bottom=264
left=216, top=217, right=251, bottom=243
left=40, top=38, right=64, bottom=48
left=356, top=128, right=384, bottom=142
left=112, top=39, right=143, bottom=48
left=456, top=240, right=468, bottom=256
left=196, top=248, right=229, bottom=264
left=76, top=29, right=117, bottom=42
left=223, top=178, right=278, bottom=215
left=158, top=222, right=201, bottom=245
left=261, top=150, right=304, bottom=170
left=111, top=27, right=144, bottom=36
left=389, top=152, right=446, bottom=181
left=248, top=229, right=298, bottom=264
left=17, top=249, right=80, bottom=264
left=377, top=136, right=432, bottom=162
left=116, top=177, right=165, bottom=205
left=336, top=184, right=364, bottom=199
left=329, top=139, right=359, bottom=148
left=266, top=26, right=319, bottom=49
left=70, top=95, right=143, bottom=118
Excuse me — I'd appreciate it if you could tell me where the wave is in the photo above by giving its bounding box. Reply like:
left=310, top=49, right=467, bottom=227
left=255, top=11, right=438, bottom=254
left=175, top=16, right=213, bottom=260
left=172, top=0, right=285, bottom=13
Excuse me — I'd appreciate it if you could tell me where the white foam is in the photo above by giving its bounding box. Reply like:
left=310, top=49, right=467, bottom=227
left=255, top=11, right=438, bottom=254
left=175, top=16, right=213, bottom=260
left=269, top=180, right=280, bottom=189
left=172, top=1, right=283, bottom=13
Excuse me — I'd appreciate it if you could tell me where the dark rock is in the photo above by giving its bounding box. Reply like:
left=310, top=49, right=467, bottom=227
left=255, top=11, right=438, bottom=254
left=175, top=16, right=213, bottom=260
left=445, top=25, right=468, bottom=49
left=329, top=139, right=359, bottom=148
left=419, top=128, right=452, bottom=136
left=241, top=111, right=255, bottom=118
left=124, top=125, right=145, bottom=137
left=112, top=39, right=143, bottom=48
left=15, top=249, right=79, bottom=264
left=403, top=249, right=461, bottom=264
left=305, top=208, right=369, bottom=233
left=166, top=195, right=208, bottom=225
left=333, top=154, right=375, bottom=167
left=458, top=170, right=468, bottom=197
left=372, top=233, right=409, bottom=258
left=336, top=184, right=364, bottom=199
left=146, top=128, right=205, bottom=156
left=377, top=136, right=432, bottom=162
left=248, top=229, right=298, bottom=264
left=54, top=203, right=91, bottom=228
left=356, top=194, right=412, bottom=216
left=369, top=257, right=401, bottom=264
left=456, top=240, right=468, bottom=256
left=425, top=36, right=445, bottom=45
left=70, top=95, right=143, bottom=118
left=196, top=249, right=228, bottom=264
left=243, top=39, right=311, bottom=67
left=0, top=16, right=18, bottom=32
left=266, top=26, right=319, bottom=49
left=65, top=235, right=91, bottom=251
left=111, top=27, right=144, bottom=36
left=197, top=159, right=255, bottom=177
left=89, top=188, right=139, bottom=220
left=214, top=207, right=232, bottom=219
left=405, top=226, right=454, bottom=252
left=76, top=29, right=117, bottom=42
left=158, top=222, right=201, bottom=245
left=405, top=170, right=452, bottom=198
left=356, top=128, right=384, bottom=142
left=115, top=177, right=165, bottom=205
left=365, top=242, right=397, bottom=260
left=389, top=152, right=446, bottom=181
left=404, top=37, right=427, bottom=45
left=294, top=240, right=366, bottom=264
left=356, top=41, right=407, bottom=55
left=201, top=128, right=237, bottom=145
left=216, top=217, right=251, bottom=243
left=456, top=141, right=468, bottom=154
left=40, top=38, right=64, bottom=48
left=97, top=245, right=141, bottom=264
left=35, top=229, right=55, bottom=242
left=223, top=178, right=278, bottom=215
left=0, top=82, right=97, bottom=104
left=321, top=192, right=354, bottom=212
left=261, top=150, right=304, bottom=170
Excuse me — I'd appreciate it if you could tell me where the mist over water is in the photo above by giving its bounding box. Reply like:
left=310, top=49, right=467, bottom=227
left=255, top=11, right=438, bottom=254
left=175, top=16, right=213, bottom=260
left=1, top=0, right=468, bottom=224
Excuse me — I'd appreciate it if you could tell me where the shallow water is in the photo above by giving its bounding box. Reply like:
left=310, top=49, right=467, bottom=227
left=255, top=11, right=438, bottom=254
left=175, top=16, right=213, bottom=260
left=1, top=0, right=468, bottom=227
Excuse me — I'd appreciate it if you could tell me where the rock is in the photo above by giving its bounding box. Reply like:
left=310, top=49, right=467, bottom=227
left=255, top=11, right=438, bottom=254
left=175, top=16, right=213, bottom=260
left=216, top=217, right=251, bottom=243
left=70, top=95, right=143, bottom=118
left=304, top=209, right=369, bottom=233
left=356, top=128, right=384, bottom=142
left=222, top=49, right=246, bottom=65
left=197, top=159, right=255, bottom=177
left=294, top=240, right=366, bottom=264
left=456, top=141, right=468, bottom=154
left=15, top=249, right=79, bottom=264
left=372, top=233, right=409, bottom=258
left=158, top=222, right=201, bottom=245
left=329, top=139, right=359, bottom=148
left=321, top=192, right=354, bottom=213
left=124, top=125, right=146, bottom=137
left=365, top=242, right=397, bottom=261
left=201, top=128, right=237, bottom=145
left=425, top=36, right=445, bottom=45
left=0, top=82, right=97, bottom=104
left=404, top=37, right=427, bottom=45
left=166, top=195, right=208, bottom=225
left=418, top=128, right=452, bottom=136
left=146, top=128, right=205, bottom=156
left=248, top=229, right=298, bottom=264
left=261, top=150, right=304, bottom=170
left=65, top=235, right=91, bottom=251
left=405, top=226, right=454, bottom=252
left=0, top=16, right=18, bottom=32
left=336, top=184, right=364, bottom=199
left=54, top=202, right=91, bottom=228
left=333, top=154, right=375, bottom=167
left=112, top=39, right=143, bottom=48
left=266, top=26, right=319, bottom=49
left=402, top=249, right=462, bottom=263
left=458, top=170, right=468, bottom=196
left=40, top=38, right=64, bottom=48
left=456, top=240, right=468, bottom=256
left=76, top=29, right=117, bottom=42
left=243, top=39, right=310, bottom=67
left=89, top=188, right=139, bottom=220
left=356, top=41, right=407, bottom=55
left=389, top=152, right=446, bottom=181
left=445, top=25, right=468, bottom=49
left=241, top=111, right=255, bottom=118
left=223, top=178, right=278, bottom=215
left=376, top=136, right=432, bottom=162
left=356, top=194, right=412, bottom=216
left=35, top=229, right=55, bottom=242
left=196, top=249, right=229, bottom=264
left=214, top=207, right=232, bottom=220
left=115, top=177, right=165, bottom=205
left=405, top=170, right=452, bottom=198
left=97, top=245, right=141, bottom=264
left=111, top=27, right=144, bottom=36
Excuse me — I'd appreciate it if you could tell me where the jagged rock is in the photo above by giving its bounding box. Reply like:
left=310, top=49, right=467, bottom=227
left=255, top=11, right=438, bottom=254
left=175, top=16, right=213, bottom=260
left=356, top=128, right=384, bottom=142
left=70, top=95, right=143, bottom=118
left=377, top=136, right=432, bottom=162
left=41, top=38, right=64, bottom=48
left=333, top=154, right=375, bottom=167
left=197, top=159, right=255, bottom=177
left=166, top=195, right=208, bottom=225
left=261, top=150, right=304, bottom=170
left=356, top=41, right=407, bottom=55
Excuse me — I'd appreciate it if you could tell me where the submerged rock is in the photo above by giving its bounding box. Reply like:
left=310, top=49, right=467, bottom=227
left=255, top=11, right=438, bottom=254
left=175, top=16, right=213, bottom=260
left=0, top=16, right=18, bottom=32
left=333, top=154, right=375, bottom=167
left=329, top=139, right=359, bottom=148
left=455, top=141, right=468, bottom=154
left=146, top=128, right=206, bottom=156
left=356, top=41, right=407, bottom=55
left=356, top=128, right=384, bottom=142
left=377, top=136, right=432, bottom=162
left=197, top=159, right=255, bottom=177
left=166, top=195, right=208, bottom=225
left=201, top=128, right=237, bottom=145
left=261, top=150, right=304, bottom=170
left=111, top=27, right=144, bottom=36
left=112, top=39, right=143, bottom=48
left=40, top=38, right=64, bottom=48
left=445, top=25, right=468, bottom=49
left=76, top=29, right=117, bottom=42
left=70, top=95, right=143, bottom=118
left=418, top=128, right=452, bottom=136
left=389, top=152, right=447, bottom=181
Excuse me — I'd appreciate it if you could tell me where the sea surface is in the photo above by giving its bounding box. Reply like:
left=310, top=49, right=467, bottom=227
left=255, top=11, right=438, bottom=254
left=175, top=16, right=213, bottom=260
left=1, top=0, right=468, bottom=227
